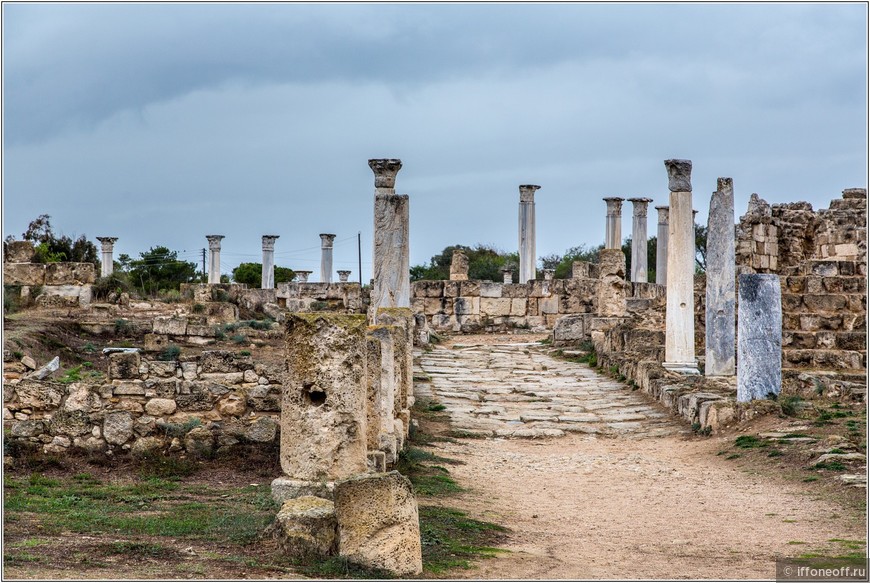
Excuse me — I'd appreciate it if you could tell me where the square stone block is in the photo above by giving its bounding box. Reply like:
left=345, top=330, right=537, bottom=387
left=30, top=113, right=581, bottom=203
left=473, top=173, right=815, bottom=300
left=479, top=282, right=503, bottom=298
left=510, top=298, right=527, bottom=316
left=454, top=296, right=479, bottom=315
left=480, top=298, right=511, bottom=317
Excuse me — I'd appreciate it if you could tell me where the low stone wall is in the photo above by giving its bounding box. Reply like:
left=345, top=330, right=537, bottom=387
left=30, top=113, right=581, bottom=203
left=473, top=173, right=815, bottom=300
left=3, top=350, right=282, bottom=457
left=276, top=282, right=363, bottom=313
left=4, top=261, right=96, bottom=307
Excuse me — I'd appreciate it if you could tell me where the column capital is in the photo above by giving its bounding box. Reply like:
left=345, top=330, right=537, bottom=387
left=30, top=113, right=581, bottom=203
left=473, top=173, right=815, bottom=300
left=655, top=206, right=670, bottom=222
left=319, top=233, right=336, bottom=248
left=717, top=177, right=733, bottom=195
left=337, top=270, right=352, bottom=282
left=368, top=159, right=402, bottom=192
left=519, top=184, right=541, bottom=203
left=96, top=237, right=118, bottom=252
left=262, top=235, right=279, bottom=252
left=603, top=197, right=624, bottom=214
left=542, top=268, right=555, bottom=281
left=295, top=270, right=312, bottom=282
left=664, top=159, right=693, bottom=192
left=206, top=235, right=225, bottom=251
left=627, top=197, right=653, bottom=217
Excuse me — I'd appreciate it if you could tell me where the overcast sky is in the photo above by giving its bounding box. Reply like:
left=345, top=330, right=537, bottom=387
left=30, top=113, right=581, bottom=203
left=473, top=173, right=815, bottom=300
left=3, top=3, right=867, bottom=282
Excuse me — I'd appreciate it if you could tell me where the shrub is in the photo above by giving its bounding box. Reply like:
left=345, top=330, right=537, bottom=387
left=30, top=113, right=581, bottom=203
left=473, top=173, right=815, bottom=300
left=231, top=334, right=248, bottom=345
left=192, top=303, right=205, bottom=314
left=114, top=319, right=132, bottom=335
left=91, top=273, right=132, bottom=301
left=157, top=345, right=181, bottom=361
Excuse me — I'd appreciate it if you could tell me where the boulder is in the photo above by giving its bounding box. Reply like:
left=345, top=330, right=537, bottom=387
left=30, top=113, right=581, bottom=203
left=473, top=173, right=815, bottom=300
left=103, top=412, right=134, bottom=445
left=184, top=426, right=214, bottom=457
left=334, top=471, right=422, bottom=576
left=269, top=496, right=337, bottom=558
left=144, top=398, right=177, bottom=416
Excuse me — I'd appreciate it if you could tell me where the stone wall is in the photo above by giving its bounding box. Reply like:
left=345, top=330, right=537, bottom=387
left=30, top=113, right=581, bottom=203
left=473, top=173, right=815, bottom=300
left=4, top=243, right=97, bottom=308
left=276, top=282, right=363, bottom=313
left=3, top=350, right=282, bottom=456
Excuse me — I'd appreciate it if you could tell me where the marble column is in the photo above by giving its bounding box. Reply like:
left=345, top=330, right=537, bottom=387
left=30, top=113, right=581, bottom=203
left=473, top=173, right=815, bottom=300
left=737, top=274, right=782, bottom=401
left=705, top=178, right=736, bottom=377
left=518, top=185, right=540, bottom=283
left=370, top=159, right=410, bottom=316
left=96, top=237, right=118, bottom=278
left=501, top=269, right=513, bottom=284
left=337, top=270, right=352, bottom=283
left=662, top=160, right=698, bottom=374
left=295, top=271, right=312, bottom=283
left=655, top=206, right=669, bottom=285
left=261, top=235, right=279, bottom=289
left=320, top=234, right=336, bottom=283
left=206, top=235, right=225, bottom=284
left=603, top=197, right=624, bottom=250
left=628, top=198, right=653, bottom=283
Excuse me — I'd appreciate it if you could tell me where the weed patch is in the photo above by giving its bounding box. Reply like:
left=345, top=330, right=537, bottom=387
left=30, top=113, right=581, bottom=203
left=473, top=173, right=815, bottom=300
left=419, top=506, right=508, bottom=574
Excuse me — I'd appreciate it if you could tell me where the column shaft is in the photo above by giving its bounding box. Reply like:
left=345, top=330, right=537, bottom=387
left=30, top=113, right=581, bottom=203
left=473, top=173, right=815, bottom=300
left=320, top=234, right=336, bottom=283
left=370, top=159, right=410, bottom=316
left=262, top=235, right=279, bottom=289
left=705, top=179, right=736, bottom=376
left=628, top=198, right=652, bottom=283
left=603, top=198, right=624, bottom=250
left=206, top=235, right=224, bottom=284
left=96, top=237, right=118, bottom=278
left=737, top=274, right=782, bottom=401
left=518, top=185, right=540, bottom=283
left=655, top=207, right=669, bottom=285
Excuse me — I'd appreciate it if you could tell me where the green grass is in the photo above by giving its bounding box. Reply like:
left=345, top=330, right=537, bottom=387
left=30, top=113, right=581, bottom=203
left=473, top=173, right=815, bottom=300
left=419, top=506, right=508, bottom=574
left=734, top=435, right=765, bottom=449
left=813, top=461, right=847, bottom=471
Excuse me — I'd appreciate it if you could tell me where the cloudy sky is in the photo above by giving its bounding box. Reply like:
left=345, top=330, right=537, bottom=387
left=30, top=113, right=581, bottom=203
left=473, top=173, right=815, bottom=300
left=3, top=3, right=867, bottom=282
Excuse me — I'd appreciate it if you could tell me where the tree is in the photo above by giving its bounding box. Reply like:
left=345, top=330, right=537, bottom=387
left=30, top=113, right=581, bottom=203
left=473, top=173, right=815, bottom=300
left=695, top=223, right=708, bottom=272
left=544, top=244, right=604, bottom=280
left=231, top=262, right=295, bottom=287
left=15, top=214, right=99, bottom=266
left=410, top=244, right=518, bottom=282
left=128, top=246, right=198, bottom=296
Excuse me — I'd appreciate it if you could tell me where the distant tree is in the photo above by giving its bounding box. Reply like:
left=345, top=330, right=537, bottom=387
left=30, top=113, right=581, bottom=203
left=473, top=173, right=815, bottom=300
left=128, top=246, right=198, bottom=296
left=410, top=244, right=518, bottom=282
left=694, top=223, right=707, bottom=272
left=15, top=214, right=99, bottom=266
left=544, top=244, right=604, bottom=280
left=232, top=262, right=295, bottom=287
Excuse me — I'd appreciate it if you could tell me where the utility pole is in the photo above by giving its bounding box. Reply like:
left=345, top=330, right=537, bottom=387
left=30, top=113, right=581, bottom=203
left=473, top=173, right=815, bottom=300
left=201, top=248, right=207, bottom=283
left=358, top=232, right=363, bottom=286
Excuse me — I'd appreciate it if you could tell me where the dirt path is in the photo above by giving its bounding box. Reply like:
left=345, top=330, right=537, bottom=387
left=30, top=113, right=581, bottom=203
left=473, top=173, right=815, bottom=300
left=417, top=337, right=866, bottom=579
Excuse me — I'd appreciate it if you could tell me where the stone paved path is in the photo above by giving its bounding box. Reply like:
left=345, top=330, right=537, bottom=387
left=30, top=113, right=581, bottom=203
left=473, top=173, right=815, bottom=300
left=415, top=341, right=681, bottom=439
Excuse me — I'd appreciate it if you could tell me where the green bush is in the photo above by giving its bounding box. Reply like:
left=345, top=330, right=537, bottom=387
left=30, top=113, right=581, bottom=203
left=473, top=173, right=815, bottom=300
left=157, top=345, right=181, bottom=361
left=91, top=273, right=132, bottom=301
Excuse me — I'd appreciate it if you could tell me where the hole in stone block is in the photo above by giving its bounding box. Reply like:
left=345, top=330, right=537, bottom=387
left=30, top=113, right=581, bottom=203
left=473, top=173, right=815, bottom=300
left=303, top=382, right=327, bottom=407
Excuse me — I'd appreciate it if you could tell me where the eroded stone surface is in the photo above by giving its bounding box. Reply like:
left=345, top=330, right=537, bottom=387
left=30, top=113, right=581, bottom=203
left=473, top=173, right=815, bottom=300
left=270, top=496, right=337, bottom=558
left=737, top=274, right=782, bottom=402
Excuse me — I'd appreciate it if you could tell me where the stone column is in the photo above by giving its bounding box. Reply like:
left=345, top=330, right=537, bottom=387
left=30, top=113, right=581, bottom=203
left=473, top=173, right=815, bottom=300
left=96, top=237, right=118, bottom=278
left=295, top=271, right=312, bottom=283
left=662, top=160, right=699, bottom=374
left=737, top=274, right=782, bottom=401
left=627, top=198, right=652, bottom=283
left=337, top=270, right=351, bottom=283
left=320, top=234, right=336, bottom=283
left=518, top=185, right=540, bottom=283
left=370, top=159, right=410, bottom=315
left=705, top=178, right=736, bottom=377
left=603, top=197, right=625, bottom=250
left=655, top=206, right=669, bottom=285
left=206, top=235, right=225, bottom=284
left=501, top=269, right=513, bottom=284
left=261, top=235, right=279, bottom=289
left=597, top=249, right=626, bottom=317
left=449, top=250, right=469, bottom=281
left=365, top=326, right=397, bottom=465
left=281, top=313, right=368, bottom=480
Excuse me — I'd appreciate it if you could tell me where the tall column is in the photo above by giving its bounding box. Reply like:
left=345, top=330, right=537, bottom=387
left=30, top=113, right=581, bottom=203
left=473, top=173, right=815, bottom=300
left=370, top=159, right=410, bottom=316
left=737, top=274, right=782, bottom=401
left=261, top=235, right=279, bottom=289
left=628, top=198, right=652, bottom=283
left=96, top=237, right=118, bottom=278
left=206, top=235, right=224, bottom=284
left=603, top=197, right=624, bottom=249
left=662, top=159, right=699, bottom=374
left=655, top=206, right=669, bottom=285
left=320, top=233, right=336, bottom=283
left=518, top=185, right=540, bottom=283
left=705, top=178, right=736, bottom=376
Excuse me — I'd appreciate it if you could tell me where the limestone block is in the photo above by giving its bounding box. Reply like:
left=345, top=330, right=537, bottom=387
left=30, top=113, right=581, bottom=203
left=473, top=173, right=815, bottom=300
left=153, top=316, right=188, bottom=336
left=10, top=419, right=44, bottom=438
left=539, top=296, right=559, bottom=314
left=480, top=298, right=512, bottom=317
left=13, top=380, right=64, bottom=410
left=109, top=352, right=141, bottom=381
left=200, top=350, right=252, bottom=373
left=479, top=282, right=503, bottom=298
left=449, top=250, right=469, bottom=281
left=245, top=416, right=279, bottom=442
left=247, top=385, right=281, bottom=411
left=572, top=261, right=592, bottom=279
left=130, top=436, right=166, bottom=457
left=454, top=297, right=480, bottom=315
left=271, top=496, right=337, bottom=558
left=597, top=249, right=627, bottom=317
left=145, top=398, right=177, bottom=416
left=4, top=263, right=46, bottom=286
left=184, top=426, right=214, bottom=457
left=429, top=314, right=454, bottom=330
left=509, top=298, right=527, bottom=316
left=112, top=381, right=146, bottom=396
left=63, top=384, right=101, bottom=413
left=5, top=241, right=34, bottom=263
left=334, top=471, right=422, bottom=576
left=103, top=412, right=134, bottom=445
left=200, top=372, right=245, bottom=385
left=50, top=409, right=91, bottom=436
left=144, top=378, right=178, bottom=398
left=271, top=477, right=335, bottom=504
left=175, top=383, right=219, bottom=411
left=144, top=334, right=169, bottom=352
left=205, top=302, right=239, bottom=325
left=457, top=315, right=483, bottom=333
left=737, top=274, right=782, bottom=402
left=281, top=313, right=368, bottom=481
left=422, top=298, right=448, bottom=315
left=458, top=280, right=480, bottom=297
left=553, top=315, right=586, bottom=343
left=44, top=262, right=96, bottom=285
left=411, top=280, right=443, bottom=298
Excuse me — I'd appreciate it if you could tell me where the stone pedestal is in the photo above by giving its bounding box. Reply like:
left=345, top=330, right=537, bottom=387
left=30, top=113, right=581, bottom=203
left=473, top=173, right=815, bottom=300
left=543, top=269, right=555, bottom=281
left=295, top=271, right=312, bottom=283
left=337, top=270, right=351, bottom=283
left=96, top=237, right=118, bottom=278
left=737, top=274, right=782, bottom=401
left=501, top=269, right=513, bottom=284
left=262, top=235, right=279, bottom=289
left=597, top=249, right=626, bottom=317
left=572, top=261, right=592, bottom=279
left=655, top=206, right=669, bottom=285
left=662, top=160, right=699, bottom=374
left=450, top=249, right=469, bottom=281
left=281, top=313, right=368, bottom=481
left=518, top=185, right=540, bottom=283
left=705, top=179, right=736, bottom=376
left=370, top=159, right=410, bottom=316
left=206, top=235, right=225, bottom=284
left=628, top=198, right=652, bottom=283
left=603, top=197, right=624, bottom=250
left=320, top=234, right=336, bottom=283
